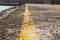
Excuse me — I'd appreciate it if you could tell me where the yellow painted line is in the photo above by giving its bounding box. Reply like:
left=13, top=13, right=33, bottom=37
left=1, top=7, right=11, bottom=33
left=16, top=4, right=39, bottom=40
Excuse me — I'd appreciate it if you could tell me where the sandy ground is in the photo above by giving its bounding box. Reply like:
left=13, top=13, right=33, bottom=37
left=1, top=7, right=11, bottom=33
left=0, top=4, right=60, bottom=40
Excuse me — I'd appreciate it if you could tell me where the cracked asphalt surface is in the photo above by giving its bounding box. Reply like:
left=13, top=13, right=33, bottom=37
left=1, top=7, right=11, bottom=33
left=0, top=4, right=60, bottom=40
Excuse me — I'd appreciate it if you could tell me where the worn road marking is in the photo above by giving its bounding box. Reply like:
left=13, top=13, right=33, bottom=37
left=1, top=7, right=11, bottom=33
left=16, top=4, right=39, bottom=40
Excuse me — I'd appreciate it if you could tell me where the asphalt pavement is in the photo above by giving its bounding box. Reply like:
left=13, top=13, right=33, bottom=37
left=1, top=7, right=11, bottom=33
left=0, top=4, right=60, bottom=40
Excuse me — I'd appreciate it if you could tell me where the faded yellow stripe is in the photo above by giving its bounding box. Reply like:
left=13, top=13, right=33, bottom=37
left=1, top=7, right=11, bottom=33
left=16, top=4, right=39, bottom=40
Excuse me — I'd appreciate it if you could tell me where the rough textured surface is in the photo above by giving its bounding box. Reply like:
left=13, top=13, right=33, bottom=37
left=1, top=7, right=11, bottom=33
left=28, top=4, right=60, bottom=40
left=0, top=4, right=60, bottom=40
left=0, top=5, right=25, bottom=40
